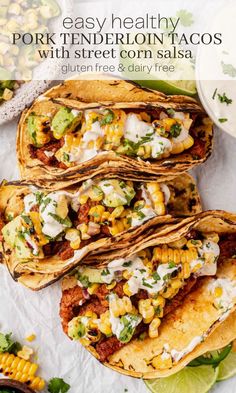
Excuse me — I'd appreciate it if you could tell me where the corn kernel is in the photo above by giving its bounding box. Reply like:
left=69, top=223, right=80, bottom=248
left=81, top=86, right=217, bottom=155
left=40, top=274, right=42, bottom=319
left=214, top=287, right=223, bottom=298
left=109, top=206, right=125, bottom=221
left=78, top=194, right=89, bottom=204
left=152, top=354, right=173, bottom=370
left=171, top=278, right=183, bottom=290
left=152, top=296, right=166, bottom=308
left=106, top=281, right=116, bottom=290
left=89, top=205, right=105, bottom=223
left=88, top=284, right=99, bottom=295
left=56, top=195, right=68, bottom=219
left=149, top=317, right=161, bottom=338
left=123, top=270, right=132, bottom=280
left=25, top=335, right=36, bottom=343
left=123, top=282, right=132, bottom=297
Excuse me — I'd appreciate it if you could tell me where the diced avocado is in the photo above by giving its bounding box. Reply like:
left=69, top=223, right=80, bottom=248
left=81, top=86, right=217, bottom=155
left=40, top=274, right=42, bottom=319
left=27, top=113, right=50, bottom=146
left=2, top=216, right=22, bottom=248
left=27, top=114, right=38, bottom=145
left=118, top=315, right=141, bottom=343
left=51, top=107, right=82, bottom=139
left=101, top=180, right=135, bottom=208
left=68, top=317, right=86, bottom=340
left=14, top=236, right=34, bottom=259
left=0, top=67, right=12, bottom=81
left=78, top=267, right=103, bottom=284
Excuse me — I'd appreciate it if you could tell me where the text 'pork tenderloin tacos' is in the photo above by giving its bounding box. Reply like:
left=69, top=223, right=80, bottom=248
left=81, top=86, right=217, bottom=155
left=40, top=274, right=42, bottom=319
left=60, top=211, right=236, bottom=378
left=0, top=173, right=200, bottom=290
left=17, top=80, right=213, bottom=187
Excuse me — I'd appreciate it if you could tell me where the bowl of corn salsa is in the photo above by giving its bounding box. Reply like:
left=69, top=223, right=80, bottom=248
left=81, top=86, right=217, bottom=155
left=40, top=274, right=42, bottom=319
left=0, top=379, right=35, bottom=393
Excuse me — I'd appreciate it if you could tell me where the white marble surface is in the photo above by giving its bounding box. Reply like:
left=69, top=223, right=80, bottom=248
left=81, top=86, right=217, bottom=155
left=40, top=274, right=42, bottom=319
left=0, top=118, right=236, bottom=393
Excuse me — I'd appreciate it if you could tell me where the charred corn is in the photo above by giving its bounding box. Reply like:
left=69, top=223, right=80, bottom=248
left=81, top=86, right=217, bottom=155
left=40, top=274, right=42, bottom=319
left=0, top=353, right=45, bottom=391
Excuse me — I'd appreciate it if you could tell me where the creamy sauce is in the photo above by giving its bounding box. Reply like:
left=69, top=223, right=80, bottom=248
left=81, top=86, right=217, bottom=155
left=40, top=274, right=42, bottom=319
left=198, top=80, right=235, bottom=136
left=208, top=278, right=236, bottom=311
left=24, top=193, right=37, bottom=213
left=24, top=233, right=39, bottom=256
left=124, top=113, right=153, bottom=143
left=108, top=294, right=141, bottom=340
left=170, top=336, right=203, bottom=362
left=104, top=255, right=180, bottom=296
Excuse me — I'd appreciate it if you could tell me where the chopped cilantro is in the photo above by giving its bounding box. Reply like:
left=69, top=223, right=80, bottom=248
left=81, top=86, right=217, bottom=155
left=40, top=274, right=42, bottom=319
left=142, top=279, right=153, bottom=288
left=35, top=191, right=43, bottom=204
left=92, top=116, right=99, bottom=123
left=154, top=305, right=161, bottom=315
left=48, top=213, right=72, bottom=227
left=48, top=377, right=70, bottom=393
left=21, top=214, right=32, bottom=226
left=122, top=261, right=132, bottom=267
left=212, top=88, right=218, bottom=100
left=218, top=118, right=228, bottom=123
left=217, top=93, right=232, bottom=105
left=168, top=261, right=176, bottom=268
left=137, top=211, right=146, bottom=220
left=63, top=152, right=70, bottom=162
left=152, top=271, right=161, bottom=281
left=119, top=181, right=126, bottom=189
left=100, top=109, right=115, bottom=126
left=0, top=332, right=22, bottom=355
left=101, top=268, right=110, bottom=276
left=78, top=275, right=90, bottom=288
left=170, top=123, right=182, bottom=138
left=40, top=197, right=51, bottom=213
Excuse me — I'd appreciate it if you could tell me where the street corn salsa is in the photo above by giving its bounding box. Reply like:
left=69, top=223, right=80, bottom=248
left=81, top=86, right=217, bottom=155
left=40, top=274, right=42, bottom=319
left=0, top=178, right=174, bottom=261
left=0, top=0, right=60, bottom=103
left=27, top=105, right=205, bottom=167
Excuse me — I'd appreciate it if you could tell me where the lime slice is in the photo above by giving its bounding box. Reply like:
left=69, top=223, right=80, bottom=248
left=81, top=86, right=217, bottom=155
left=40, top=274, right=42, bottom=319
left=135, top=79, right=197, bottom=96
left=120, top=35, right=197, bottom=96
left=217, top=351, right=236, bottom=381
left=145, top=366, right=219, bottom=393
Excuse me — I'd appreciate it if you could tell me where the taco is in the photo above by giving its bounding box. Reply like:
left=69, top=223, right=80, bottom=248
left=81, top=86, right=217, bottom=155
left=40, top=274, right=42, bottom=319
left=17, top=79, right=213, bottom=187
left=0, top=173, right=200, bottom=290
left=59, top=210, right=236, bottom=378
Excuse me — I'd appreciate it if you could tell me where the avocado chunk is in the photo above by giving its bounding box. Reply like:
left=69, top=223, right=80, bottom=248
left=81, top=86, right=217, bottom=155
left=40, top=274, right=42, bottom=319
left=2, top=216, right=22, bottom=248
left=68, top=317, right=86, bottom=340
left=14, top=236, right=35, bottom=259
left=78, top=267, right=104, bottom=284
left=51, top=107, right=82, bottom=139
left=99, top=180, right=135, bottom=208
left=27, top=113, right=50, bottom=146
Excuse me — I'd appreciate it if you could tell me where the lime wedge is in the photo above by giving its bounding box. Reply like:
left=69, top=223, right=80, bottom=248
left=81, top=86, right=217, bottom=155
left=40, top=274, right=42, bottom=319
left=145, top=366, right=219, bottom=393
left=217, top=351, right=236, bottom=381
left=136, top=79, right=197, bottom=96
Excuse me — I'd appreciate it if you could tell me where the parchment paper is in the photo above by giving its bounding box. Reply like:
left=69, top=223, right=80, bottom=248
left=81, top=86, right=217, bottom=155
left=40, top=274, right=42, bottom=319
left=0, top=119, right=236, bottom=393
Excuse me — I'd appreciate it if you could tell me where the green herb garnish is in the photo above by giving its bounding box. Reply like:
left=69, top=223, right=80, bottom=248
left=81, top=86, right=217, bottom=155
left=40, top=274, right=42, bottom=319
left=170, top=123, right=182, bottom=138
left=48, top=377, right=70, bottom=393
left=100, top=109, right=115, bottom=126
left=0, top=332, right=22, bottom=355
left=217, top=92, right=232, bottom=105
